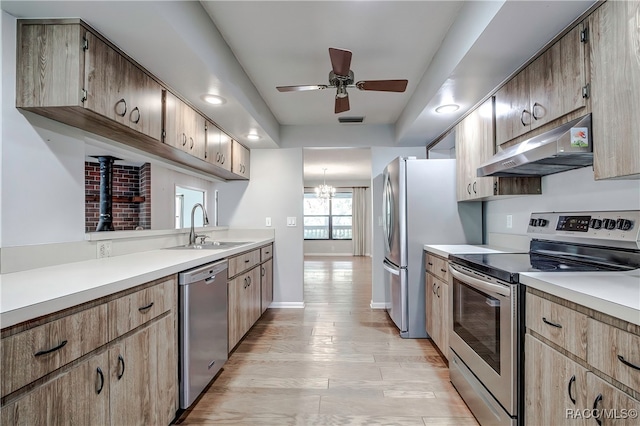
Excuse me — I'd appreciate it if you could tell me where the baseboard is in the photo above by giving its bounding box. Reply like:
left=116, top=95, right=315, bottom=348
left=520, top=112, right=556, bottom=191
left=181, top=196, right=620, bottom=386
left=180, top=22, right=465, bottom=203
left=370, top=302, right=386, bottom=309
left=268, top=302, right=305, bottom=309
left=303, top=253, right=353, bottom=257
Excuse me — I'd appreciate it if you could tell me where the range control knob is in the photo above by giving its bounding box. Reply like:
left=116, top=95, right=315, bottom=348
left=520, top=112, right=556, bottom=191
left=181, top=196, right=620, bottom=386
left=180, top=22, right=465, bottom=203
left=537, top=219, right=548, bottom=227
left=616, top=219, right=634, bottom=231
left=603, top=219, right=616, bottom=230
left=590, top=219, right=603, bottom=229
left=529, top=218, right=538, bottom=227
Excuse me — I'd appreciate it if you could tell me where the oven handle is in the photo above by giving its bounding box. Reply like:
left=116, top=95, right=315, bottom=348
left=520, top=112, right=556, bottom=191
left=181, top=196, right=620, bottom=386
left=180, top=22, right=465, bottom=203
left=449, top=264, right=511, bottom=298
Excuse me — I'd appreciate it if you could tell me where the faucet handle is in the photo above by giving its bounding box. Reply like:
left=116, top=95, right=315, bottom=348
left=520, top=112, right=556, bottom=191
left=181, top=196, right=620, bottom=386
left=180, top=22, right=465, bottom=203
left=197, top=235, right=209, bottom=245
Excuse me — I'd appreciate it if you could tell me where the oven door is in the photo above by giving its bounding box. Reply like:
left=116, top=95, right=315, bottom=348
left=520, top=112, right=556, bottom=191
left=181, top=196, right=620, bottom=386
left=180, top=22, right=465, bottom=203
left=449, top=263, right=518, bottom=415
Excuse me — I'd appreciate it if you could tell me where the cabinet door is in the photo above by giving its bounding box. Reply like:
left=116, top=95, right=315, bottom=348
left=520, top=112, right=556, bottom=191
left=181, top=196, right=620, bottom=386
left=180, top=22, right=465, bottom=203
left=425, top=273, right=436, bottom=340
left=586, top=372, right=640, bottom=426
left=590, top=0, right=640, bottom=180
left=228, top=275, right=244, bottom=351
left=206, top=122, right=232, bottom=171
left=495, top=69, right=530, bottom=146
left=261, top=259, right=273, bottom=314
left=1, top=351, right=110, bottom=425
left=528, top=23, right=587, bottom=130
left=232, top=141, right=250, bottom=178
left=249, top=266, right=262, bottom=325
left=525, top=335, right=588, bottom=426
left=438, top=280, right=449, bottom=360
left=163, top=92, right=206, bottom=160
left=109, top=314, right=177, bottom=425
left=84, top=32, right=162, bottom=140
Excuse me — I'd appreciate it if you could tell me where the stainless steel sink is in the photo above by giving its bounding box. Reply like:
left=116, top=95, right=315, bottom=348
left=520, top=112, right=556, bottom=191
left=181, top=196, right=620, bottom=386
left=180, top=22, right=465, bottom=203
left=167, top=241, right=250, bottom=250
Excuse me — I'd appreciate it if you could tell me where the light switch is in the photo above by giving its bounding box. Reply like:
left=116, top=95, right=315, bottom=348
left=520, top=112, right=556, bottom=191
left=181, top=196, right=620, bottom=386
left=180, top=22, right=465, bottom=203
left=506, top=215, right=513, bottom=229
left=265, top=217, right=272, bottom=227
left=287, top=217, right=297, bottom=227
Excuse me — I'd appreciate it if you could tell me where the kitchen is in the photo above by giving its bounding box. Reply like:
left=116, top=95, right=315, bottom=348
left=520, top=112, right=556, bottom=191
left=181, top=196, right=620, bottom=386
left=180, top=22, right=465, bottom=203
left=1, top=1, right=639, bottom=425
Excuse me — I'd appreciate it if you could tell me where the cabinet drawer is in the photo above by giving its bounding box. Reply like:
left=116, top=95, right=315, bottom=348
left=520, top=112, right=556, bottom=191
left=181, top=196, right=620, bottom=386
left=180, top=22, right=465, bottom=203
left=261, top=244, right=273, bottom=261
left=425, top=253, right=448, bottom=282
left=108, top=277, right=175, bottom=340
left=1, top=304, right=108, bottom=397
left=228, top=249, right=261, bottom=278
left=525, top=292, right=588, bottom=360
left=588, top=318, right=640, bottom=393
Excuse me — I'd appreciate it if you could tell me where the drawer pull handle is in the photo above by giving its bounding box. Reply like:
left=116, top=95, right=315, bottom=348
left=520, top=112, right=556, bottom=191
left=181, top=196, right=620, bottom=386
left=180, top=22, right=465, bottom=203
left=567, top=375, right=576, bottom=404
left=138, top=302, right=154, bottom=313
left=245, top=259, right=250, bottom=263
left=34, top=340, right=68, bottom=357
left=432, top=283, right=437, bottom=295
left=117, top=354, right=125, bottom=380
left=96, top=367, right=105, bottom=394
left=427, top=262, right=433, bottom=266
left=244, top=277, right=248, bottom=289
left=617, top=354, right=640, bottom=371
left=592, top=393, right=603, bottom=426
left=261, top=267, right=265, bottom=277
left=440, top=268, right=447, bottom=273
left=542, top=317, right=562, bottom=328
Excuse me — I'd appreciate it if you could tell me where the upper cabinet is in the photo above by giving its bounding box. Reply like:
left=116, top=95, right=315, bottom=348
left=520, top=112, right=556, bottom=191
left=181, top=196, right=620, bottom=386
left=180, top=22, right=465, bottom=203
left=206, top=121, right=232, bottom=172
left=589, top=0, right=640, bottom=180
left=163, top=91, right=206, bottom=160
left=495, top=23, right=589, bottom=146
left=232, top=141, right=250, bottom=179
left=456, top=98, right=541, bottom=202
left=15, top=19, right=248, bottom=182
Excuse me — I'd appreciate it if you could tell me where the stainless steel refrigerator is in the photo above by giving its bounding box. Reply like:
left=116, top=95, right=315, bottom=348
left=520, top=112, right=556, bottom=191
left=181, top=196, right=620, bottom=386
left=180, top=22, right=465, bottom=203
left=382, top=157, right=482, bottom=338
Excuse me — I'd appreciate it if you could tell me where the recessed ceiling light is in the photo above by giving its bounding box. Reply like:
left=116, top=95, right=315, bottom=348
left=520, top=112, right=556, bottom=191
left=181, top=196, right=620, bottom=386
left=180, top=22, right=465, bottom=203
left=435, top=104, right=459, bottom=114
left=202, top=94, right=226, bottom=105
left=247, top=133, right=261, bottom=141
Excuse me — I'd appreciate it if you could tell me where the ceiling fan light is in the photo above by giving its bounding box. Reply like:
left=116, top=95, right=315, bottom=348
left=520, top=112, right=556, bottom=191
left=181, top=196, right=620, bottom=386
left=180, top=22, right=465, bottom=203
left=336, top=85, right=348, bottom=98
left=435, top=104, right=459, bottom=114
left=202, top=94, right=226, bottom=105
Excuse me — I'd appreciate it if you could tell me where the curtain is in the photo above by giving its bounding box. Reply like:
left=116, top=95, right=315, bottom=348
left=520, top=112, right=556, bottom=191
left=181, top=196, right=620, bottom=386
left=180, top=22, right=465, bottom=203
left=352, top=187, right=367, bottom=256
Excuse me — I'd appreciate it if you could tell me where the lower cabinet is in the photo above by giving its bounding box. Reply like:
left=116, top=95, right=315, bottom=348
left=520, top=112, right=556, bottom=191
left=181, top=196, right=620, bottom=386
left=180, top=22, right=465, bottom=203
left=1, top=351, right=110, bottom=425
left=587, top=372, right=640, bottom=426
left=261, top=258, right=273, bottom=314
left=0, top=276, right=178, bottom=426
left=424, top=252, right=449, bottom=360
left=109, top=314, right=176, bottom=426
left=525, top=334, right=589, bottom=426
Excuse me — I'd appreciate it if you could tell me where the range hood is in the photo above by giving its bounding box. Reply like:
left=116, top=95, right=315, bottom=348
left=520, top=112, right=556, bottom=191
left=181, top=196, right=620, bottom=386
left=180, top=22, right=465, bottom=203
left=477, top=114, right=593, bottom=177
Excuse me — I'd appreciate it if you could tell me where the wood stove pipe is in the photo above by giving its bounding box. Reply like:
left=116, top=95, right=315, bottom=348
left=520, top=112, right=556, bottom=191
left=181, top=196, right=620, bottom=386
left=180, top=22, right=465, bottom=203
left=92, top=155, right=121, bottom=232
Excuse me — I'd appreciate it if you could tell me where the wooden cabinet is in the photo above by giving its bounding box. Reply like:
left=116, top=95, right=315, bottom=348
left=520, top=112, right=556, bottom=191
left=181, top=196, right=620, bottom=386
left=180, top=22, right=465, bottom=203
left=1, top=276, right=178, bottom=425
left=260, top=259, right=273, bottom=315
left=17, top=21, right=163, bottom=142
left=495, top=23, right=588, bottom=146
left=1, top=350, right=110, bottom=425
left=206, top=121, right=232, bottom=172
left=109, top=314, right=176, bottom=426
left=525, top=334, right=589, bottom=426
left=163, top=91, right=206, bottom=160
left=232, top=140, right=250, bottom=179
left=589, top=0, right=640, bottom=180
left=16, top=19, right=248, bottom=181
left=455, top=99, right=541, bottom=202
left=424, top=252, right=449, bottom=360
left=228, top=266, right=261, bottom=351
left=525, top=288, right=640, bottom=426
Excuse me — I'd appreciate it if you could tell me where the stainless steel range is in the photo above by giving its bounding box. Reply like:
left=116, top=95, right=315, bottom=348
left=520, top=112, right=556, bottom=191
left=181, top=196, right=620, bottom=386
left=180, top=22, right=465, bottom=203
left=448, top=210, right=640, bottom=426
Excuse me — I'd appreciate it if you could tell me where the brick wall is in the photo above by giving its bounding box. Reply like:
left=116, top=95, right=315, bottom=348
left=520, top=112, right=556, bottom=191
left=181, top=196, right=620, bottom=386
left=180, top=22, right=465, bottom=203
left=85, top=162, right=151, bottom=232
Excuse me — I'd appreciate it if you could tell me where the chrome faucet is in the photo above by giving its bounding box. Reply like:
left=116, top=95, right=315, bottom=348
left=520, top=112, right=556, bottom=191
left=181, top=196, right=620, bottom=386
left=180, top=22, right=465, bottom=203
left=188, top=203, right=210, bottom=246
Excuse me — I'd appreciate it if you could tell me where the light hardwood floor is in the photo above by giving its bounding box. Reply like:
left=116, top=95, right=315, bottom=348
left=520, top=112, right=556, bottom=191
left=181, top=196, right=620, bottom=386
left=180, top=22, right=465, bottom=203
left=176, top=256, right=477, bottom=425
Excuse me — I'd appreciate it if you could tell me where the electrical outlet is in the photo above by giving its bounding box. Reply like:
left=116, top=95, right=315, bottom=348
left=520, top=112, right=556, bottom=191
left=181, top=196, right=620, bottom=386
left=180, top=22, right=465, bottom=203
left=506, top=215, right=513, bottom=229
left=265, top=217, right=272, bottom=227
left=97, top=240, right=112, bottom=258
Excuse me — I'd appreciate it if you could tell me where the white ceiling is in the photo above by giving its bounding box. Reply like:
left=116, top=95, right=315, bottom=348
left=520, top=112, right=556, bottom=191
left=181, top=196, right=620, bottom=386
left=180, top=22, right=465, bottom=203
left=2, top=0, right=597, bottom=181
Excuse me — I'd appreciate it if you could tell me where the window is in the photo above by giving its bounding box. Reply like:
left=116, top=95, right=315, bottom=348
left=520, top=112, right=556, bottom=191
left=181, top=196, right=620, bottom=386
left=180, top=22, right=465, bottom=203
left=304, top=192, right=352, bottom=240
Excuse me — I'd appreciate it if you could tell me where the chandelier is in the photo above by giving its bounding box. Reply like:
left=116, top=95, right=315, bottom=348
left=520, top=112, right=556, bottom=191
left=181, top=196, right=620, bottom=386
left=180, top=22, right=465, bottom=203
left=315, top=168, right=335, bottom=199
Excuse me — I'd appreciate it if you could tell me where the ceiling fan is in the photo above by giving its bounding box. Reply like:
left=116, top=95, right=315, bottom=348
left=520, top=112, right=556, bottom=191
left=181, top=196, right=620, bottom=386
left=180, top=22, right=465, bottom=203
left=276, top=48, right=408, bottom=114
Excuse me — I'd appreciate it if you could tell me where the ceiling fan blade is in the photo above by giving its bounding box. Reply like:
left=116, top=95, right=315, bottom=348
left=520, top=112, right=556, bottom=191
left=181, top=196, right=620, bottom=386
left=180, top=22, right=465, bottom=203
left=335, top=95, right=350, bottom=114
left=277, top=85, right=328, bottom=92
left=355, top=80, right=408, bottom=92
left=329, top=48, right=352, bottom=77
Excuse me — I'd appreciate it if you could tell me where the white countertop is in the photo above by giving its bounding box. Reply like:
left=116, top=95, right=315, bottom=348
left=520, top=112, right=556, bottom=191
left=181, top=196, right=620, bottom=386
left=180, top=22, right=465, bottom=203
left=0, top=238, right=273, bottom=329
left=423, top=244, right=522, bottom=258
left=520, top=269, right=640, bottom=326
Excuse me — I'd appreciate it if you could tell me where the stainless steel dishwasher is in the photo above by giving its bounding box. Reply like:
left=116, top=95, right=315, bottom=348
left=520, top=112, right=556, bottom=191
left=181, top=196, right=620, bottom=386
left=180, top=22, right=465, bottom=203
left=178, top=259, right=228, bottom=409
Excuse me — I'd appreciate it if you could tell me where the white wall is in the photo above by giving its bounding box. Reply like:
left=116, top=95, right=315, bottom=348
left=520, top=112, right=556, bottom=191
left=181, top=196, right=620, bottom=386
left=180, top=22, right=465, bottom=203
left=216, top=148, right=305, bottom=306
left=370, top=147, right=427, bottom=307
left=485, top=166, right=640, bottom=240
